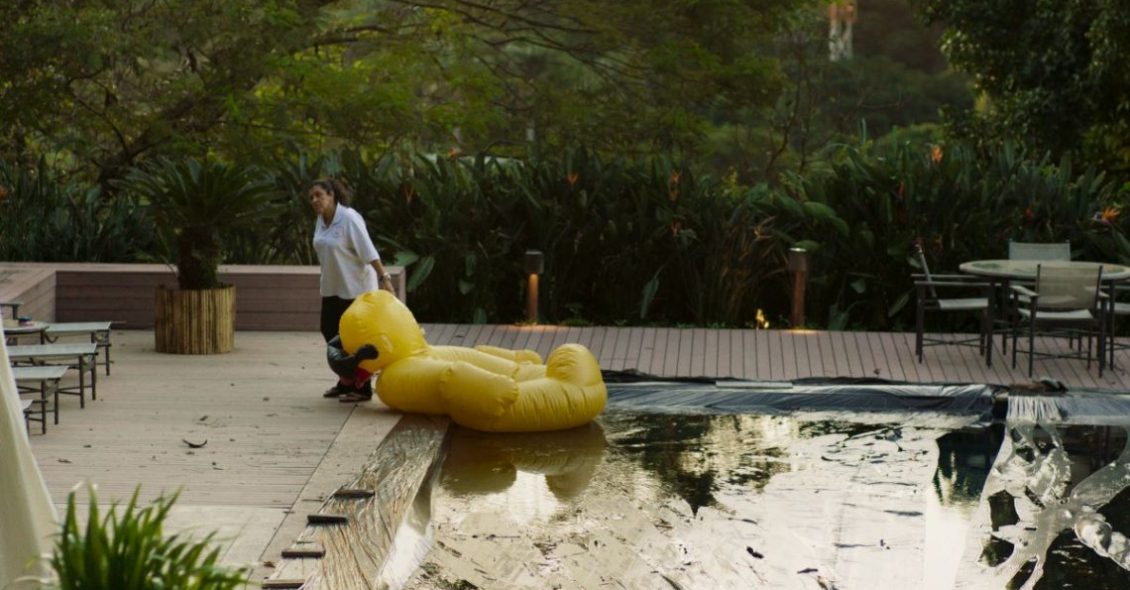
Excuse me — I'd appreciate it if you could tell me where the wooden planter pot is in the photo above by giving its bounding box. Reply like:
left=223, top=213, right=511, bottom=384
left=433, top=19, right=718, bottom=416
left=154, top=285, right=235, bottom=354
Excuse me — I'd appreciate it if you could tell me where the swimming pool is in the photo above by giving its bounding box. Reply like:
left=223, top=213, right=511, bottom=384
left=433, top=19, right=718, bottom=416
left=323, top=381, right=1130, bottom=589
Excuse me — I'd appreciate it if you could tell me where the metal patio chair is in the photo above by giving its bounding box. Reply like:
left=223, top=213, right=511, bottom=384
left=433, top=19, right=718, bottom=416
left=1008, top=240, right=1071, bottom=262
left=1004, top=240, right=1073, bottom=351
left=1011, top=263, right=1105, bottom=377
left=913, top=243, right=994, bottom=365
left=1103, top=284, right=1130, bottom=368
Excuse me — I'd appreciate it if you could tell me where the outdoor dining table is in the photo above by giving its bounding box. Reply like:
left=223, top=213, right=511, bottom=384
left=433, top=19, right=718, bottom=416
left=959, top=259, right=1130, bottom=357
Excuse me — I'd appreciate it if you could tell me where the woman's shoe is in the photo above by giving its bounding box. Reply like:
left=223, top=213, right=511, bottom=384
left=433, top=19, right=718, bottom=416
left=338, top=391, right=372, bottom=403
left=339, top=381, right=373, bottom=403
left=323, top=383, right=353, bottom=398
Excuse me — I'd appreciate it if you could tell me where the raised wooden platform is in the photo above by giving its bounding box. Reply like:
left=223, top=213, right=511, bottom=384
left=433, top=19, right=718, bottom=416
left=0, top=263, right=406, bottom=331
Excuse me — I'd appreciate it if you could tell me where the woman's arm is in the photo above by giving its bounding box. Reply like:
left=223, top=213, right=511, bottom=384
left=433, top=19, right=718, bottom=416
left=370, top=259, right=396, bottom=295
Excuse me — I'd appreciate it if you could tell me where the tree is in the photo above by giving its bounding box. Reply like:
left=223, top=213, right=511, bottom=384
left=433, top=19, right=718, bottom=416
left=916, top=0, right=1130, bottom=174
left=0, top=0, right=809, bottom=190
left=0, top=1, right=335, bottom=185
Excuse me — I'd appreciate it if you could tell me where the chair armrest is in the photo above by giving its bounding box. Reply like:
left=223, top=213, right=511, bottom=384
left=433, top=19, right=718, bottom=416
left=912, top=273, right=984, bottom=281
left=1010, top=284, right=1038, bottom=298
left=915, top=279, right=991, bottom=289
left=1110, top=284, right=1130, bottom=298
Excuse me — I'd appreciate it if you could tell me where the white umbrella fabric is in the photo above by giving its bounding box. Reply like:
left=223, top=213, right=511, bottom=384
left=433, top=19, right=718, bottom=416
left=0, top=330, right=58, bottom=588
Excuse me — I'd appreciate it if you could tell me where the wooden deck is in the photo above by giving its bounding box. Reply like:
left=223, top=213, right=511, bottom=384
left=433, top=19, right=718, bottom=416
left=20, top=325, right=1130, bottom=578
left=423, top=324, right=1130, bottom=390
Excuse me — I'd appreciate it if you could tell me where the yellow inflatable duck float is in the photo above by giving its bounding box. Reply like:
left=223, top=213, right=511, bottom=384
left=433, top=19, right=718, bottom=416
left=339, top=290, right=607, bottom=432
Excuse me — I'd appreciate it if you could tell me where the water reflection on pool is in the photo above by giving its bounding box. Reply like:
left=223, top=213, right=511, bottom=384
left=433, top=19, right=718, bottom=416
left=400, top=410, right=1022, bottom=589
left=377, top=396, right=1130, bottom=590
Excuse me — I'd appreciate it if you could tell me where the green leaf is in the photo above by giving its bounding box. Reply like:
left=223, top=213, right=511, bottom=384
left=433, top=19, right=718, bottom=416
left=792, top=239, right=821, bottom=253
left=407, top=255, right=435, bottom=292
left=391, top=250, right=420, bottom=266
left=640, top=269, right=662, bottom=319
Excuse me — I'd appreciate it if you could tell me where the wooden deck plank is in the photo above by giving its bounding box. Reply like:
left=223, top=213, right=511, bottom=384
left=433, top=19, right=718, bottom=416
left=509, top=325, right=533, bottom=352
left=444, top=324, right=470, bottom=347
left=865, top=332, right=895, bottom=381
left=852, top=332, right=875, bottom=378
left=524, top=325, right=547, bottom=358
left=833, top=331, right=853, bottom=378
left=638, top=328, right=657, bottom=376
left=600, top=326, right=618, bottom=370
left=805, top=332, right=827, bottom=378
left=673, top=329, right=690, bottom=377
left=726, top=330, right=742, bottom=379
left=740, top=330, right=756, bottom=380
left=547, top=326, right=570, bottom=357
left=421, top=323, right=450, bottom=345
left=715, top=330, right=729, bottom=378
left=476, top=325, right=499, bottom=347
left=771, top=329, right=786, bottom=379
left=498, top=325, right=521, bottom=349
left=570, top=326, right=594, bottom=353
left=661, top=329, right=680, bottom=378
left=795, top=330, right=822, bottom=377
left=781, top=331, right=799, bottom=380
left=623, top=328, right=643, bottom=373
left=592, top=326, right=611, bottom=357
left=792, top=332, right=813, bottom=380
left=485, top=324, right=508, bottom=348
left=785, top=330, right=802, bottom=380
left=818, top=330, right=845, bottom=377
left=647, top=328, right=668, bottom=377
left=885, top=332, right=920, bottom=383
left=689, top=328, right=704, bottom=378
left=610, top=327, right=630, bottom=372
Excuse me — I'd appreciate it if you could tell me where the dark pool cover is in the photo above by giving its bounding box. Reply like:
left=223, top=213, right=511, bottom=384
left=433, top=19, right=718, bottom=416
left=604, top=375, right=996, bottom=414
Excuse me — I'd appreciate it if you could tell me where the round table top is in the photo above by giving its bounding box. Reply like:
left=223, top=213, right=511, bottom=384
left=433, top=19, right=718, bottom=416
left=2, top=319, right=48, bottom=335
left=959, top=259, right=1130, bottom=281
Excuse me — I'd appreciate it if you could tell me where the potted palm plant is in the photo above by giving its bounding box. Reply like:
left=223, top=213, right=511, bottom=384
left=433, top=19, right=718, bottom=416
left=124, top=157, right=277, bottom=354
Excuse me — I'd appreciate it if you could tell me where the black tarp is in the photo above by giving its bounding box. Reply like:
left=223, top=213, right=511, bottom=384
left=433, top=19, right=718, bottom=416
left=603, top=372, right=998, bottom=415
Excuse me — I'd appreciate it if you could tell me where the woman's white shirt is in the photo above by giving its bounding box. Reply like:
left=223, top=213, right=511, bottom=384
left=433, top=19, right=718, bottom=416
left=313, top=205, right=380, bottom=298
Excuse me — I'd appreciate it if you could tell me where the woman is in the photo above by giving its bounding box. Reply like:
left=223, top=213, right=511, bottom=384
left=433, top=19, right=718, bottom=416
left=309, top=177, right=395, bottom=402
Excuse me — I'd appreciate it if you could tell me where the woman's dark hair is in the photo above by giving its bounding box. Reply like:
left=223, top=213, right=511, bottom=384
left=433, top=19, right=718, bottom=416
left=311, top=177, right=352, bottom=206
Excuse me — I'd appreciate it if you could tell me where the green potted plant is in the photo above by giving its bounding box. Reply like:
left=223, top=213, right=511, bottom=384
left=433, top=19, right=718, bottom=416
left=124, top=157, right=277, bottom=353
left=46, top=486, right=250, bottom=589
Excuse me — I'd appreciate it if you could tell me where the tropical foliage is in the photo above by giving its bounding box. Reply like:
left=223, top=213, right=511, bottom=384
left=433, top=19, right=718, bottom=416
left=121, top=158, right=278, bottom=289
left=0, top=160, right=156, bottom=262
left=3, top=142, right=1127, bottom=330
left=46, top=487, right=248, bottom=590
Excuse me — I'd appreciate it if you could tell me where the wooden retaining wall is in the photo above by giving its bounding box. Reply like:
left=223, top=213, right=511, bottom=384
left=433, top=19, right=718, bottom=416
left=0, top=262, right=406, bottom=331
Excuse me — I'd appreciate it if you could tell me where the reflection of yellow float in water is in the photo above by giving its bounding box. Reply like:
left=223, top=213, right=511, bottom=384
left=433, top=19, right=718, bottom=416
left=340, top=291, right=607, bottom=432
left=442, top=422, right=607, bottom=501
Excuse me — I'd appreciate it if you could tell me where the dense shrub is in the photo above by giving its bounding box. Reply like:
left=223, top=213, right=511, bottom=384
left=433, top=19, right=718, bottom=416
left=793, top=140, right=1128, bottom=330
left=0, top=160, right=156, bottom=262
left=2, top=145, right=1125, bottom=330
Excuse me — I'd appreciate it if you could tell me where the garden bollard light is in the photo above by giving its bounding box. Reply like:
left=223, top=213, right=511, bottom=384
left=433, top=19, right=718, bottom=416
left=787, top=247, right=808, bottom=328
left=525, top=250, right=544, bottom=324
